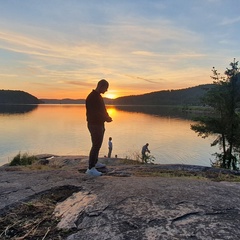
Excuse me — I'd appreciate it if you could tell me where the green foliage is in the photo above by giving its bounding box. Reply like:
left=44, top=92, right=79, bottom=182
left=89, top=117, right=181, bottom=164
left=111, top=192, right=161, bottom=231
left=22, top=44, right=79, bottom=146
left=9, top=152, right=38, bottom=166
left=191, top=59, right=240, bottom=170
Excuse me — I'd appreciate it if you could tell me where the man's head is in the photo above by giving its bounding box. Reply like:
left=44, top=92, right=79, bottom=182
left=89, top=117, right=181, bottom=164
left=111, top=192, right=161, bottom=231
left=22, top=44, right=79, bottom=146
left=96, top=79, right=109, bottom=94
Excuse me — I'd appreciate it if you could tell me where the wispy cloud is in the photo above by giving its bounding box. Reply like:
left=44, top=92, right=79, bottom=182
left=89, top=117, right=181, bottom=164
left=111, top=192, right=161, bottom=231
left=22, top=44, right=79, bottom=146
left=125, top=74, right=164, bottom=84
left=0, top=1, right=238, bottom=98
left=132, top=51, right=158, bottom=57
left=0, top=73, right=18, bottom=77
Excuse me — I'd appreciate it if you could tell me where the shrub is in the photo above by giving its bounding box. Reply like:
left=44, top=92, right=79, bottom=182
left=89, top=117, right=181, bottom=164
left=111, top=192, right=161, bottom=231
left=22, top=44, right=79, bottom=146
left=9, top=152, right=38, bottom=166
left=124, top=151, right=155, bottom=164
left=142, top=153, right=155, bottom=164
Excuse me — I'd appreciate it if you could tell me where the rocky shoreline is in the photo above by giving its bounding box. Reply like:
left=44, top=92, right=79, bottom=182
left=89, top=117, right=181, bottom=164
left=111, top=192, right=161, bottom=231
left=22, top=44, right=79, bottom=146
left=1, top=155, right=240, bottom=239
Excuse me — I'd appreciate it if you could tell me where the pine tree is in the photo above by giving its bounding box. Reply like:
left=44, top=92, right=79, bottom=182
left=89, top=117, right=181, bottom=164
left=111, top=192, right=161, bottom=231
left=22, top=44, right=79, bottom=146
left=191, top=59, right=240, bottom=170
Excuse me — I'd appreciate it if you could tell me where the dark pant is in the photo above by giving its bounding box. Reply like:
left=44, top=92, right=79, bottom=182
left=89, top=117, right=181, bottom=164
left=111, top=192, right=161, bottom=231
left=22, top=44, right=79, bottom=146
left=88, top=123, right=105, bottom=169
left=108, top=148, right=112, bottom=158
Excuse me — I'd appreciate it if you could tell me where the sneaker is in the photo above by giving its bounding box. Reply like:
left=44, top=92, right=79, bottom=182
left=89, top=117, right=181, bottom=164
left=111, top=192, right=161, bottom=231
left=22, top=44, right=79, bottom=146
left=95, top=162, right=106, bottom=168
left=85, top=167, right=102, bottom=176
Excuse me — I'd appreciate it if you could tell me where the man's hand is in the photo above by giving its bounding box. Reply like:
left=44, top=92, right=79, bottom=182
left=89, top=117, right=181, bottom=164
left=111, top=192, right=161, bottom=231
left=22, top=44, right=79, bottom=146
left=106, top=116, right=113, bottom=122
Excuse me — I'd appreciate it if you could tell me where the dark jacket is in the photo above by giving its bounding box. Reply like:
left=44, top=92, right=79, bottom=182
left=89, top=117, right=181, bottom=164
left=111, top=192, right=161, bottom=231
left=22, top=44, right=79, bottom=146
left=86, top=90, right=110, bottom=125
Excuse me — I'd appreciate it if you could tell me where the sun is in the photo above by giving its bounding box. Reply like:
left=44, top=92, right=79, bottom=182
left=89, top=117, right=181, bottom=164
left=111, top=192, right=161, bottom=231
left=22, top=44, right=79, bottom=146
left=105, top=93, right=117, bottom=99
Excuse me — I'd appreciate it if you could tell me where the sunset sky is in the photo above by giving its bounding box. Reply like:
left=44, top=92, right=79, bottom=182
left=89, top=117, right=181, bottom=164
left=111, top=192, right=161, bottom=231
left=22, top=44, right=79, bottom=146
left=0, top=0, right=239, bottom=99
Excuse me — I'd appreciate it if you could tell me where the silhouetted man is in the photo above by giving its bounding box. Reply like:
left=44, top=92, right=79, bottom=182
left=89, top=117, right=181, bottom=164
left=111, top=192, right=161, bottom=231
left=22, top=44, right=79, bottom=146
left=85, top=79, right=112, bottom=176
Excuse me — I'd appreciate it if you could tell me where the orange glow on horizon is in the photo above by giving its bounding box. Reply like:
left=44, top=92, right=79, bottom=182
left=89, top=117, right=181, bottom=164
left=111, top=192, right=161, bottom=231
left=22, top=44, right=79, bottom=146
left=33, top=81, right=207, bottom=100
left=105, top=93, right=118, bottom=99
left=36, top=89, right=150, bottom=100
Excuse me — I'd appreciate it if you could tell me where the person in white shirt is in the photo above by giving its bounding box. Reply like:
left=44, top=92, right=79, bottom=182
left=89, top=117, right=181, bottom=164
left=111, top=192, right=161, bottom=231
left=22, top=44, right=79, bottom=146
left=108, top=137, right=113, bottom=158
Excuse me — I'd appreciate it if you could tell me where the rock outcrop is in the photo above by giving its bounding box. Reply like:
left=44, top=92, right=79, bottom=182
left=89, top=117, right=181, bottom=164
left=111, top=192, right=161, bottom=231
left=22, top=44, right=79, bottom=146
left=1, top=155, right=240, bottom=239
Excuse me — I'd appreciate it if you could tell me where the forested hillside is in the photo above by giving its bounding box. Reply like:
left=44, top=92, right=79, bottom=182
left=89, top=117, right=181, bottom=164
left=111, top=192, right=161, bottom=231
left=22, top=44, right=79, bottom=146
left=41, top=98, right=85, bottom=104
left=39, top=84, right=214, bottom=105
left=0, top=90, right=41, bottom=104
left=111, top=84, right=213, bottom=105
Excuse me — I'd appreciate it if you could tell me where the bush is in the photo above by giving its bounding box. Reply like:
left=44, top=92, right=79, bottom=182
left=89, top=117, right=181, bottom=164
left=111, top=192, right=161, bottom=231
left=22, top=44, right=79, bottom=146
left=142, top=153, right=155, bottom=164
left=9, top=152, right=38, bottom=166
left=124, top=151, right=155, bottom=164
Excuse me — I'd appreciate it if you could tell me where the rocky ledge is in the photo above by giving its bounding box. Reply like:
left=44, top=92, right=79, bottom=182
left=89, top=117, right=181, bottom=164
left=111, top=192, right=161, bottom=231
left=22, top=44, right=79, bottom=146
left=0, top=155, right=240, bottom=239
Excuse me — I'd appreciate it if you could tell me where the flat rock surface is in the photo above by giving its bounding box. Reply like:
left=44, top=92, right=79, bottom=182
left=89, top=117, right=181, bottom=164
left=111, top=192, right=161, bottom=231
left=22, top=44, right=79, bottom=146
left=1, top=155, right=240, bottom=239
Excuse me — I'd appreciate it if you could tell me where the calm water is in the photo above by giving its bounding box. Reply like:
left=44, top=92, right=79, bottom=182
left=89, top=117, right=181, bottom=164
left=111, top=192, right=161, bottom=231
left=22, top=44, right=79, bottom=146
left=0, top=104, right=218, bottom=166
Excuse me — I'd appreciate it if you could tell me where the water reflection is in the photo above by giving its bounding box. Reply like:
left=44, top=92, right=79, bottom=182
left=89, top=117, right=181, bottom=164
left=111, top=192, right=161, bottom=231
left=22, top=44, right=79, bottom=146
left=0, top=104, right=216, bottom=167
left=0, top=104, right=38, bottom=114
left=114, top=105, right=199, bottom=120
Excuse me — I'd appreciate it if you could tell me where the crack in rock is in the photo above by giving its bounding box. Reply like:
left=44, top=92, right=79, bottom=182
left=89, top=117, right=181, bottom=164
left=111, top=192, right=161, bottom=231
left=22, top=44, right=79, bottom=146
left=171, top=208, right=240, bottom=225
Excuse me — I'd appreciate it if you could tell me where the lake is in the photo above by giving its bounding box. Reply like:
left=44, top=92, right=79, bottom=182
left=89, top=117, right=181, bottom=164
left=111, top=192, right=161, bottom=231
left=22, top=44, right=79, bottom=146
left=0, top=104, right=218, bottom=166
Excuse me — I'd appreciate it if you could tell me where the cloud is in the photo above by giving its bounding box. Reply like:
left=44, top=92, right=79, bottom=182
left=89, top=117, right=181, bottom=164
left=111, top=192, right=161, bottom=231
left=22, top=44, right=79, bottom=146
left=0, top=73, right=18, bottom=77
left=125, top=74, right=164, bottom=84
left=0, top=28, right=105, bottom=61
left=64, top=80, right=94, bottom=87
left=0, top=0, right=234, bottom=99
left=132, top=51, right=158, bottom=57
left=0, top=15, right=203, bottom=69
left=0, top=25, right=208, bottom=88
left=0, top=31, right=70, bottom=61
left=132, top=50, right=205, bottom=59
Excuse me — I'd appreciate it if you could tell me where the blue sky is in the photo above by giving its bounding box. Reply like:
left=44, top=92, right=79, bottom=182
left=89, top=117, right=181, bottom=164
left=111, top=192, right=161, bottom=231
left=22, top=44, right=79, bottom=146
left=0, top=0, right=239, bottom=99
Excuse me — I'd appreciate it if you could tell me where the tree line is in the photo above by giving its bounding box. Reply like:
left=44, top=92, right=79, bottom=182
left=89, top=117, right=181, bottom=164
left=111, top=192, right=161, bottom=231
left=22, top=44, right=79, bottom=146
left=0, top=90, right=41, bottom=104
left=106, top=84, right=214, bottom=106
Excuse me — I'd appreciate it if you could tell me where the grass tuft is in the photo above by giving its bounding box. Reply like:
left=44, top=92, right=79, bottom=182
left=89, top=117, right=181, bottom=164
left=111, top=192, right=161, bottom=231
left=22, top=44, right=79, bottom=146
left=9, top=152, right=38, bottom=166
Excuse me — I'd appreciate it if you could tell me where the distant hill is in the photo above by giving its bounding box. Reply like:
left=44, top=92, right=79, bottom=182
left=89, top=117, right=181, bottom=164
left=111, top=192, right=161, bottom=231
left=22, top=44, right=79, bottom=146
left=111, top=84, right=213, bottom=105
left=0, top=90, right=41, bottom=104
left=40, top=84, right=214, bottom=106
left=41, top=98, right=85, bottom=104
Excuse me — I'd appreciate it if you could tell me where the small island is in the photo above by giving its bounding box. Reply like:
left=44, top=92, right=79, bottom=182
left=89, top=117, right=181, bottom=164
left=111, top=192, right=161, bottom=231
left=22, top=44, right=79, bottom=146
left=0, top=90, right=42, bottom=104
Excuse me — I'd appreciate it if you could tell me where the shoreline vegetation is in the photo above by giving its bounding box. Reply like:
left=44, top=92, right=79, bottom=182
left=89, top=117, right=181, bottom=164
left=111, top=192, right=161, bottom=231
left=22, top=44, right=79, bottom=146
left=4, top=153, right=240, bottom=181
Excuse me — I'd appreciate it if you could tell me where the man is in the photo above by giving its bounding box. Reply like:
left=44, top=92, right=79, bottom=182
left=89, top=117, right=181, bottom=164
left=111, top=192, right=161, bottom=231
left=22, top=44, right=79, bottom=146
left=141, top=143, right=150, bottom=163
left=85, top=79, right=112, bottom=176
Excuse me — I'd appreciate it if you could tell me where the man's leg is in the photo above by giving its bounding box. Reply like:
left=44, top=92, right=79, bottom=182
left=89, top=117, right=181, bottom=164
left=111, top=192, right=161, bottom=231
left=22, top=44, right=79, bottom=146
left=88, top=124, right=105, bottom=169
